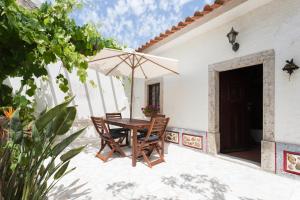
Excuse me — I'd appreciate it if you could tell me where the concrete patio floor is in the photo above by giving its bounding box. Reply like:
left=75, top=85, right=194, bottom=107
left=49, top=139, right=300, bottom=200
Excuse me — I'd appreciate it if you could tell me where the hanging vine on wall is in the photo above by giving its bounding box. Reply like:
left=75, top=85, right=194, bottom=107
left=0, top=0, right=122, bottom=121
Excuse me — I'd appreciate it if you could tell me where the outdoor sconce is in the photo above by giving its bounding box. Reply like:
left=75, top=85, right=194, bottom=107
left=282, top=59, right=299, bottom=79
left=227, top=27, right=240, bottom=52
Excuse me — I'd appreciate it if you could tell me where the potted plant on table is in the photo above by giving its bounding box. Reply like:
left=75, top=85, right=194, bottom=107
left=142, top=105, right=160, bottom=118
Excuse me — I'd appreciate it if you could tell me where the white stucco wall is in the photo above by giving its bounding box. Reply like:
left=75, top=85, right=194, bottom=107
left=138, top=0, right=300, bottom=145
left=7, top=62, right=130, bottom=139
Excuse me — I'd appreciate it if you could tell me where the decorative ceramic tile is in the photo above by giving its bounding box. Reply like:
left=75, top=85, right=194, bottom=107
left=165, top=131, right=179, bottom=144
left=284, top=151, right=300, bottom=176
left=182, top=133, right=203, bottom=150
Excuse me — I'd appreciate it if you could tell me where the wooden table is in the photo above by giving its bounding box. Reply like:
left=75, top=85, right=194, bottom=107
left=105, top=118, right=150, bottom=167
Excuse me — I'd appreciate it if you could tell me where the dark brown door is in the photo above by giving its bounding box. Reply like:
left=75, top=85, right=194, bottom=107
left=219, top=69, right=250, bottom=153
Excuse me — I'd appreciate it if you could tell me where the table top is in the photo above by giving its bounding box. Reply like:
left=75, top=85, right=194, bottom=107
left=105, top=118, right=150, bottom=129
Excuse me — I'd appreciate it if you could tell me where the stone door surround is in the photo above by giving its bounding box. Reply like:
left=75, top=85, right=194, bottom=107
left=208, top=50, right=275, bottom=172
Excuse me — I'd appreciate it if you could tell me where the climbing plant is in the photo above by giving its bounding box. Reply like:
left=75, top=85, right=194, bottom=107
left=0, top=0, right=121, bottom=121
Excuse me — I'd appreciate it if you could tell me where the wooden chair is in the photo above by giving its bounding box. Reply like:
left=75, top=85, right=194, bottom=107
left=105, top=113, right=130, bottom=146
left=138, top=114, right=166, bottom=136
left=91, top=117, right=127, bottom=162
left=136, top=116, right=169, bottom=168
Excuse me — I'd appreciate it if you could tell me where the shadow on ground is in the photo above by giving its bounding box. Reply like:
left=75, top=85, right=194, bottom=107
left=106, top=181, right=137, bottom=197
left=161, top=173, right=264, bottom=200
left=239, top=198, right=263, bottom=200
left=130, top=195, right=180, bottom=200
left=48, top=179, right=92, bottom=200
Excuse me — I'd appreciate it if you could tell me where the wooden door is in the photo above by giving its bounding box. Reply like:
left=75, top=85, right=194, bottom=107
left=219, top=69, right=250, bottom=153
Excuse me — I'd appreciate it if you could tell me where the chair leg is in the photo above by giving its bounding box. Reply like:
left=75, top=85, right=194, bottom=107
left=161, top=141, right=165, bottom=156
left=119, top=136, right=128, bottom=147
left=146, top=145, right=155, bottom=157
left=96, top=137, right=128, bottom=162
left=115, top=145, right=126, bottom=157
left=119, top=132, right=130, bottom=147
left=140, top=144, right=165, bottom=168
left=96, top=139, right=107, bottom=156
left=125, top=131, right=130, bottom=146
left=112, top=140, right=127, bottom=157
left=99, top=142, right=107, bottom=153
left=155, top=145, right=165, bottom=162
left=96, top=147, right=115, bottom=162
left=141, top=150, right=152, bottom=168
left=105, top=148, right=115, bottom=161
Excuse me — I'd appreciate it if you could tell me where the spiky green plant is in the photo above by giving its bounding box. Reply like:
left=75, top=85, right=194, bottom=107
left=0, top=97, right=85, bottom=200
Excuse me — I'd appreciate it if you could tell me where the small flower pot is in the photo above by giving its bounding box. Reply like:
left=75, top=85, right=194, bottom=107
left=143, top=112, right=158, bottom=118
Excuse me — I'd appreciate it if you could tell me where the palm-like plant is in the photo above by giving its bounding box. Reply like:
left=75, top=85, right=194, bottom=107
left=0, top=97, right=85, bottom=200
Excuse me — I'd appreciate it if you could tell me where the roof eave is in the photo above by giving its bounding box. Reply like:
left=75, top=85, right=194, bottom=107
left=137, top=0, right=246, bottom=53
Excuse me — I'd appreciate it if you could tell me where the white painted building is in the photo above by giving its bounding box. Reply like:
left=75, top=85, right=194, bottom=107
left=9, top=0, right=300, bottom=179
left=134, top=0, right=300, bottom=178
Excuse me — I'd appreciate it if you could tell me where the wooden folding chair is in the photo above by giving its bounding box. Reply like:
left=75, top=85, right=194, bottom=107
left=137, top=114, right=165, bottom=136
left=106, top=113, right=130, bottom=146
left=91, top=117, right=127, bottom=162
left=136, top=116, right=169, bottom=168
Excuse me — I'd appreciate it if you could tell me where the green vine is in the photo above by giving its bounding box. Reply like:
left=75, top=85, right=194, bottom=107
left=0, top=0, right=121, bottom=121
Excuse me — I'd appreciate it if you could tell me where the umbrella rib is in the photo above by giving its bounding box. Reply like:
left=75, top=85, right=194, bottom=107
left=105, top=54, right=131, bottom=76
left=128, top=54, right=135, bottom=67
left=139, top=64, right=148, bottom=79
left=89, top=53, right=128, bottom=63
left=117, top=55, right=132, bottom=68
left=139, top=59, right=148, bottom=66
left=141, top=56, right=179, bottom=75
left=136, top=56, right=144, bottom=65
left=134, top=56, right=148, bottom=79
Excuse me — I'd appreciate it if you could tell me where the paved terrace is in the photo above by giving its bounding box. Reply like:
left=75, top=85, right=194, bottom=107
left=49, top=139, right=300, bottom=200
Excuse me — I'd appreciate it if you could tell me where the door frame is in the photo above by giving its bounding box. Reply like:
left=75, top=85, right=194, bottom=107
left=207, top=50, right=275, bottom=172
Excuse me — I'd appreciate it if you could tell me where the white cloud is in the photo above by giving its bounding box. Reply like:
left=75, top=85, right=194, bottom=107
left=115, top=0, right=129, bottom=15
left=74, top=0, right=206, bottom=48
left=128, top=0, right=146, bottom=16
left=204, top=0, right=214, bottom=4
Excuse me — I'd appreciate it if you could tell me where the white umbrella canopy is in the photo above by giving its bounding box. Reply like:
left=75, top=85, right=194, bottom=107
left=88, top=48, right=179, bottom=119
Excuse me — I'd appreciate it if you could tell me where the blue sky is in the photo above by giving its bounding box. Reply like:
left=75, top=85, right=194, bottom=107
left=71, top=0, right=214, bottom=49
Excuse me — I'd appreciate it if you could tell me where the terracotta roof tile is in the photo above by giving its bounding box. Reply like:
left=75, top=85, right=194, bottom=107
left=203, top=5, right=213, bottom=12
left=185, top=17, right=195, bottom=23
left=137, top=0, right=232, bottom=52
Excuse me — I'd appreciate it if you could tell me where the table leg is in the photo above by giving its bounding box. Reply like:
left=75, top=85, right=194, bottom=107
left=132, top=128, right=137, bottom=167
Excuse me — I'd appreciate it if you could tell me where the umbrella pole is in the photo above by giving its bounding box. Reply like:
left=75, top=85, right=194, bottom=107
left=130, top=68, right=135, bottom=120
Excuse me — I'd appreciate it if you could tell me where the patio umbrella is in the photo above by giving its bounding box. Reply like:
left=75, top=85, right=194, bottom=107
left=88, top=48, right=179, bottom=119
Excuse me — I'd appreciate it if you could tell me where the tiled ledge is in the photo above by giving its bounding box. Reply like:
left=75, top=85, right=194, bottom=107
left=166, top=127, right=300, bottom=180
left=166, top=126, right=207, bottom=152
left=276, top=142, right=300, bottom=180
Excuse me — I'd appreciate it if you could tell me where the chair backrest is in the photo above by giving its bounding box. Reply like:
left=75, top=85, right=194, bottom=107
left=91, top=117, right=111, bottom=140
left=150, top=114, right=165, bottom=121
left=106, top=113, right=122, bottom=119
left=105, top=113, right=123, bottom=129
left=145, top=117, right=169, bottom=141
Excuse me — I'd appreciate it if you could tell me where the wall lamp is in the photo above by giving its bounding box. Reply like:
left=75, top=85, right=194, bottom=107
left=227, top=27, right=240, bottom=52
left=283, top=59, right=299, bottom=79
